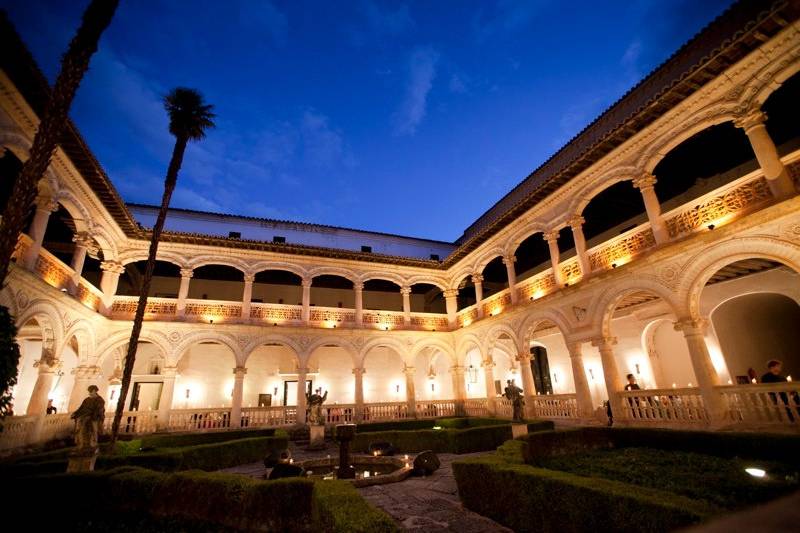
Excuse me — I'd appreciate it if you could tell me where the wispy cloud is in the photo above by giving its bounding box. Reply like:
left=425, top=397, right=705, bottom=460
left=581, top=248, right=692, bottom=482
left=239, top=1, right=288, bottom=47
left=472, top=0, right=545, bottom=42
left=393, top=46, right=440, bottom=136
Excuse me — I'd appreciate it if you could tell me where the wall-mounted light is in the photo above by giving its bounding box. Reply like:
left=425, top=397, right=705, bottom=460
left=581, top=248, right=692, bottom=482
left=185, top=388, right=191, bottom=399
left=707, top=224, right=715, bottom=230
left=209, top=319, right=214, bottom=325
left=588, top=368, right=594, bottom=380
left=273, top=323, right=278, bottom=326
left=395, top=384, right=400, bottom=393
left=611, top=263, right=617, bottom=269
left=431, top=383, right=435, bottom=392
left=635, top=363, right=641, bottom=374
left=467, top=365, right=478, bottom=384
left=273, top=386, right=278, bottom=396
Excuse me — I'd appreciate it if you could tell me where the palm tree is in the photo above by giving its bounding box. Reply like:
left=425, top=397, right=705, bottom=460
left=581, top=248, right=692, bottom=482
left=110, top=88, right=214, bottom=445
left=0, top=1, right=119, bottom=285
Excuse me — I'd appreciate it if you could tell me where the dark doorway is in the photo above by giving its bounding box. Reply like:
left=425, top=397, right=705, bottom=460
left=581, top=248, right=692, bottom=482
left=530, top=346, right=553, bottom=395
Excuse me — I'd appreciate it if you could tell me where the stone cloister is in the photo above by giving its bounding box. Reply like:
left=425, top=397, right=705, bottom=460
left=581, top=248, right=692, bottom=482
left=1, top=2, right=800, bottom=450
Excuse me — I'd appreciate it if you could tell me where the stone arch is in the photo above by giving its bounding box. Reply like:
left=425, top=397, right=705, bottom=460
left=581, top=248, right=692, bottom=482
left=87, top=224, right=118, bottom=262
left=485, top=323, right=522, bottom=355
left=679, top=236, right=800, bottom=320
left=567, top=165, right=641, bottom=217
left=307, top=267, right=358, bottom=284
left=95, top=329, right=172, bottom=368
left=358, top=271, right=406, bottom=288
left=474, top=248, right=505, bottom=273
left=250, top=261, right=308, bottom=280
left=517, top=309, right=573, bottom=348
left=303, top=337, right=358, bottom=367
left=405, top=276, right=448, bottom=291
left=241, top=334, right=303, bottom=366
left=118, top=250, right=187, bottom=268
left=54, top=188, right=92, bottom=234
left=410, top=338, right=456, bottom=365
left=15, top=300, right=64, bottom=361
left=187, top=256, right=250, bottom=274
left=595, top=280, right=683, bottom=339
left=506, top=224, right=546, bottom=257
left=173, top=332, right=244, bottom=367
left=448, top=266, right=475, bottom=290
left=62, top=321, right=96, bottom=364
left=746, top=47, right=800, bottom=108
left=456, top=333, right=484, bottom=360
left=357, top=337, right=408, bottom=368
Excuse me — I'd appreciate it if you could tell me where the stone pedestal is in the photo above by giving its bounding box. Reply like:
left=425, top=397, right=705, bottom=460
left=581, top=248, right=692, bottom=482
left=511, top=423, right=528, bottom=439
left=67, top=448, right=99, bottom=472
left=307, top=424, right=326, bottom=450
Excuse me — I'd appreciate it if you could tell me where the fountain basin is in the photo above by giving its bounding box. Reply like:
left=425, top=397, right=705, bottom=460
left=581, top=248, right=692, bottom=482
left=301, top=455, right=412, bottom=487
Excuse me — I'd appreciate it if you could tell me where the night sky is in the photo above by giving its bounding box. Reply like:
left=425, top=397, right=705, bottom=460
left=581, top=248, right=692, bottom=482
left=2, top=0, right=732, bottom=241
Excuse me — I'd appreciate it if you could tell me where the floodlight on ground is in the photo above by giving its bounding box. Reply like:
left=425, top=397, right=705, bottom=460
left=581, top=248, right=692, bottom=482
left=745, top=467, right=766, bottom=478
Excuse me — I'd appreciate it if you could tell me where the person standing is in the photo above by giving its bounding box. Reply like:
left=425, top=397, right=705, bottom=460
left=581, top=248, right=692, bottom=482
left=761, top=360, right=795, bottom=421
left=46, top=399, right=57, bottom=415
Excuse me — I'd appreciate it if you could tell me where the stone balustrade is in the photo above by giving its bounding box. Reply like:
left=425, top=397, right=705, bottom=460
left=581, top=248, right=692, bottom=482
left=719, top=382, right=800, bottom=427
left=528, top=394, right=578, bottom=419
left=618, top=387, right=708, bottom=426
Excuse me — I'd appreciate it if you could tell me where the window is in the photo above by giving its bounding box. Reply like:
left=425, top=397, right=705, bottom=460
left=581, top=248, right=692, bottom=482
left=273, top=236, right=286, bottom=243
left=228, top=231, right=241, bottom=239
left=361, top=245, right=372, bottom=253
left=430, top=254, right=440, bottom=261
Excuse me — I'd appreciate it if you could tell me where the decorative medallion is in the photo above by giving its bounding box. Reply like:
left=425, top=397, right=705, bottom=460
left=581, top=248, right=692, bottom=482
left=572, top=306, right=587, bottom=322
left=168, top=331, right=182, bottom=343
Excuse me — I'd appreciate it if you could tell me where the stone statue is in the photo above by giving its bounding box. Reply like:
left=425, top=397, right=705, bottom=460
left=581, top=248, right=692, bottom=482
left=504, top=380, right=524, bottom=422
left=71, top=385, right=105, bottom=451
left=306, top=387, right=328, bottom=425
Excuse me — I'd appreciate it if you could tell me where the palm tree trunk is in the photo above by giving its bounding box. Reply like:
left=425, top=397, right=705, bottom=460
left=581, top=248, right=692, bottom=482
left=0, top=0, right=119, bottom=286
left=110, top=135, right=188, bottom=446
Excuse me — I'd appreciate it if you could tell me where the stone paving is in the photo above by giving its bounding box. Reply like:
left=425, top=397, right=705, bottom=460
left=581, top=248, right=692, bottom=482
left=219, top=442, right=511, bottom=532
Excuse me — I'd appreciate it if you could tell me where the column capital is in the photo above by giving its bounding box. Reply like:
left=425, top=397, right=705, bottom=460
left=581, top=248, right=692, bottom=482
left=301, top=278, right=313, bottom=288
left=72, top=231, right=96, bottom=249
left=674, top=317, right=709, bottom=335
left=733, top=109, right=767, bottom=132
left=100, top=260, right=125, bottom=274
left=354, top=282, right=364, bottom=291
left=400, top=286, right=412, bottom=295
left=515, top=352, right=531, bottom=363
left=502, top=254, right=516, bottom=266
left=591, top=336, right=618, bottom=349
left=72, top=365, right=102, bottom=379
left=471, top=273, right=484, bottom=284
left=481, top=358, right=495, bottom=369
left=352, top=367, right=366, bottom=376
left=179, top=267, right=194, bottom=279
left=162, top=365, right=179, bottom=377
left=34, top=357, right=61, bottom=372
left=568, top=215, right=585, bottom=230
left=566, top=341, right=584, bottom=357
left=296, top=366, right=310, bottom=375
left=450, top=365, right=466, bottom=375
left=243, top=273, right=255, bottom=283
left=632, top=174, right=657, bottom=190
left=543, top=230, right=560, bottom=243
left=35, top=195, right=58, bottom=213
left=443, top=288, right=459, bottom=299
left=402, top=365, right=416, bottom=376
left=233, top=366, right=247, bottom=377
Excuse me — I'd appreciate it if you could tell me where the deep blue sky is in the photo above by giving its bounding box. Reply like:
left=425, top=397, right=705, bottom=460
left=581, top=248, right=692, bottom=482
left=3, top=0, right=732, bottom=241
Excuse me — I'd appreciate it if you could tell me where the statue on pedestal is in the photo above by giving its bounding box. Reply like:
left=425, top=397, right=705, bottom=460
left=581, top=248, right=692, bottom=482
left=504, top=380, right=524, bottom=422
left=306, top=387, right=328, bottom=425
left=71, top=385, right=105, bottom=451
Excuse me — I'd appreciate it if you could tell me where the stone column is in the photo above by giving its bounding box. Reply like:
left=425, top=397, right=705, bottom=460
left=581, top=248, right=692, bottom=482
left=68, top=365, right=102, bottom=411
left=735, top=110, right=796, bottom=200
left=567, top=342, right=595, bottom=419
left=68, top=232, right=94, bottom=296
left=403, top=365, right=417, bottom=417
left=472, top=274, right=484, bottom=318
left=301, top=278, right=312, bottom=323
left=23, top=195, right=58, bottom=270
left=353, top=367, right=365, bottom=422
left=27, top=358, right=60, bottom=415
left=482, top=359, right=497, bottom=415
left=592, top=337, right=624, bottom=421
left=401, top=286, right=412, bottom=326
left=99, top=260, right=125, bottom=316
left=354, top=282, right=364, bottom=328
left=444, top=289, right=458, bottom=327
left=230, top=366, right=247, bottom=428
left=296, top=367, right=308, bottom=424
left=674, top=318, right=727, bottom=425
left=503, top=255, right=518, bottom=304
left=451, top=365, right=467, bottom=416
left=241, top=274, right=254, bottom=321
left=516, top=352, right=537, bottom=418
left=633, top=174, right=669, bottom=244
left=157, top=366, right=177, bottom=429
left=544, top=230, right=564, bottom=287
left=176, top=268, right=193, bottom=317
left=569, top=216, right=591, bottom=279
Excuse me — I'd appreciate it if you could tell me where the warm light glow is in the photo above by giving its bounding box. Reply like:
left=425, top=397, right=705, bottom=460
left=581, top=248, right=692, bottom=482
left=432, top=426, right=442, bottom=430
left=788, top=375, right=793, bottom=382
left=751, top=378, right=757, bottom=384
left=745, top=467, right=766, bottom=478
left=532, top=289, right=544, bottom=300
left=324, top=320, right=337, bottom=329
left=491, top=306, right=502, bottom=316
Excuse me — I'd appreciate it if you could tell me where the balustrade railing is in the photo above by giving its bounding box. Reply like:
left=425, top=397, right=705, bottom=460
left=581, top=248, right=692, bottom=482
left=496, top=397, right=512, bottom=419
left=415, top=399, right=457, bottom=418
left=517, top=269, right=557, bottom=302
left=165, top=408, right=231, bottom=432
left=530, top=394, right=578, bottom=419
left=103, top=410, right=160, bottom=434
left=464, top=398, right=488, bottom=417
left=250, top=302, right=303, bottom=324
left=457, top=306, right=478, bottom=327
left=719, top=383, right=800, bottom=427
left=362, top=310, right=405, bottom=329
left=360, top=401, right=411, bottom=422
left=184, top=299, right=243, bottom=322
left=0, top=415, right=39, bottom=450
left=618, top=388, right=708, bottom=425
left=322, top=404, right=357, bottom=424
left=587, top=225, right=656, bottom=272
left=481, top=290, right=512, bottom=317
left=410, top=312, right=449, bottom=331
left=309, top=306, right=356, bottom=325
left=241, top=406, right=296, bottom=427
left=111, top=296, right=177, bottom=321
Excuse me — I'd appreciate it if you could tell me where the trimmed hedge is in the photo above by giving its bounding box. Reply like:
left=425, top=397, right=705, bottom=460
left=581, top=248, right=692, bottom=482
left=515, top=427, right=800, bottom=466
left=453, top=455, right=712, bottom=532
left=10, top=466, right=397, bottom=532
left=140, top=428, right=276, bottom=449
left=353, top=420, right=554, bottom=454
left=2, top=432, right=289, bottom=477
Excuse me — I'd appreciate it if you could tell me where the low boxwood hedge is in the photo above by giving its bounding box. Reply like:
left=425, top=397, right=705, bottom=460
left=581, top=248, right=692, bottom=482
left=453, top=455, right=712, bottom=533
left=10, top=466, right=397, bottom=532
left=140, top=427, right=276, bottom=449
left=2, top=432, right=289, bottom=477
left=353, top=420, right=554, bottom=454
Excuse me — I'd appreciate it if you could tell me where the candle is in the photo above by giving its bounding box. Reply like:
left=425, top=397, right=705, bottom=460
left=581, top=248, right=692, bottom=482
left=788, top=375, right=793, bottom=382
